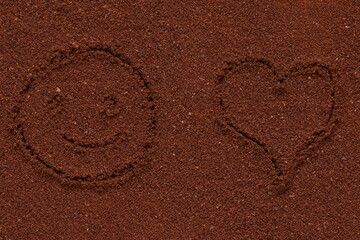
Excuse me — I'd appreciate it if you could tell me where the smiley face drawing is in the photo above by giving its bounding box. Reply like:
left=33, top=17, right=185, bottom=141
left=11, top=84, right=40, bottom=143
left=15, top=46, right=155, bottom=185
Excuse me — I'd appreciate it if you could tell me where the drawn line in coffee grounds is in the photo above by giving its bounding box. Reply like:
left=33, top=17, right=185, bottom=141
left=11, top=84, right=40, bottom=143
left=227, top=122, right=282, bottom=176
left=62, top=132, right=126, bottom=149
left=13, top=45, right=156, bottom=185
left=217, top=58, right=337, bottom=193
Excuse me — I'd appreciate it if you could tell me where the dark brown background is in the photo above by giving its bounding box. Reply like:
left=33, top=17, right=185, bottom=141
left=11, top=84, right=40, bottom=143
left=1, top=1, right=359, bottom=239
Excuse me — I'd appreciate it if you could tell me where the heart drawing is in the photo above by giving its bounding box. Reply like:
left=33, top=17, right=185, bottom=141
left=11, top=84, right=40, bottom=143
left=217, top=58, right=337, bottom=194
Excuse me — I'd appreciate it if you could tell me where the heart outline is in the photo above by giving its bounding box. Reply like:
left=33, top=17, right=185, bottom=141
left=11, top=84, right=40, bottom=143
left=217, top=57, right=337, bottom=194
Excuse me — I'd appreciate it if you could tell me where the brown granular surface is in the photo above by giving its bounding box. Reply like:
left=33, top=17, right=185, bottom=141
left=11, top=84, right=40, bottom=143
left=0, top=1, right=359, bottom=239
left=14, top=46, right=155, bottom=186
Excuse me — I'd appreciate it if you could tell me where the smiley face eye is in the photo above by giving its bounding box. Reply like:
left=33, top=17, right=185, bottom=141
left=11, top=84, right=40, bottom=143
left=47, top=94, right=60, bottom=106
left=100, top=95, right=120, bottom=118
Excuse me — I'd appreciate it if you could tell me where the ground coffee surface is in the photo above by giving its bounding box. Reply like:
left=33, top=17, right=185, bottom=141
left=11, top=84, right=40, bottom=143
left=0, top=1, right=359, bottom=239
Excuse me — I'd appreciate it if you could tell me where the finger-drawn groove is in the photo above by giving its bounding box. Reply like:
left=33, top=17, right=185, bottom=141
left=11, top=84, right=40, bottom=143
left=13, top=44, right=156, bottom=186
left=62, top=132, right=126, bottom=149
left=217, top=58, right=337, bottom=194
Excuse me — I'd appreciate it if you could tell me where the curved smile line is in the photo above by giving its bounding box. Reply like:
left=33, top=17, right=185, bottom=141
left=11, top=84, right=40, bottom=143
left=63, top=132, right=125, bottom=149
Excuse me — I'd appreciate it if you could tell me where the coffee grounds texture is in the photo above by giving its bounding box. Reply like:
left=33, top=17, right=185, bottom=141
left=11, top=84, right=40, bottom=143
left=0, top=1, right=359, bottom=239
